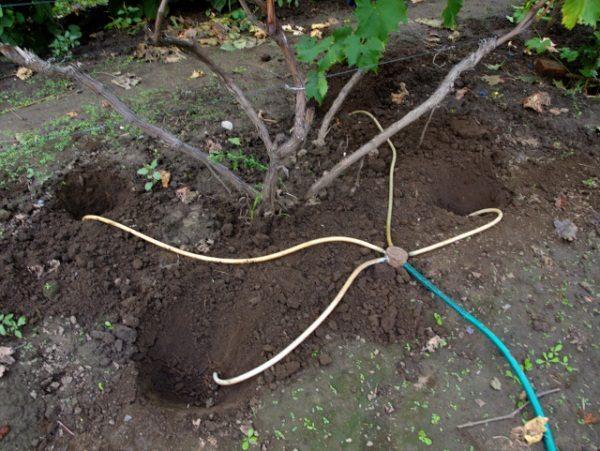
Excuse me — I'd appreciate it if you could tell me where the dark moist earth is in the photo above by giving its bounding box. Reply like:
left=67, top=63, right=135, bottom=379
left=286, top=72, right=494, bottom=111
left=1, top=5, right=600, bottom=451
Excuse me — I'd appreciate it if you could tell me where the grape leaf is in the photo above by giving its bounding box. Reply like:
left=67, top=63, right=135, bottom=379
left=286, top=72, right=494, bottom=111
left=526, top=37, right=555, bottom=54
left=296, top=36, right=334, bottom=62
left=442, top=0, right=463, bottom=29
left=559, top=47, right=579, bottom=62
left=305, top=70, right=328, bottom=104
left=355, top=0, right=407, bottom=42
left=562, top=0, right=600, bottom=29
left=356, top=37, right=385, bottom=69
left=343, top=34, right=363, bottom=66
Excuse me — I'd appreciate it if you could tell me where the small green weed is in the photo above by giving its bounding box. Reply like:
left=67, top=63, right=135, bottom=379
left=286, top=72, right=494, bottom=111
left=49, top=25, right=82, bottom=58
left=418, top=429, right=432, bottom=446
left=103, top=321, right=113, bottom=330
left=431, top=413, right=441, bottom=425
left=0, top=313, right=27, bottom=338
left=106, top=5, right=143, bottom=33
left=209, top=138, right=267, bottom=172
left=582, top=177, right=598, bottom=189
left=536, top=343, right=574, bottom=372
left=433, top=312, right=444, bottom=326
left=241, top=427, right=258, bottom=450
left=137, top=159, right=161, bottom=191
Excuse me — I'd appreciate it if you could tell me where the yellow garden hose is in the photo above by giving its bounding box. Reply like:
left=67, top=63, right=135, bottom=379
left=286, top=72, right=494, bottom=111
left=82, top=215, right=385, bottom=261
left=81, top=111, right=503, bottom=387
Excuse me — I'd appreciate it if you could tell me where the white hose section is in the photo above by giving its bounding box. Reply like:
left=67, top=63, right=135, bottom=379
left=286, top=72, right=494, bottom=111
left=212, top=257, right=387, bottom=386
left=212, top=209, right=503, bottom=385
left=82, top=209, right=502, bottom=386
left=408, top=208, right=502, bottom=257
left=82, top=215, right=386, bottom=261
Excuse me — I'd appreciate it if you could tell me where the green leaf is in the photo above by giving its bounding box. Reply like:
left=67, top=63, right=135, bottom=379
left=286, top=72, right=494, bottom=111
left=554, top=343, right=563, bottom=352
left=559, top=47, right=579, bottom=62
left=343, top=34, right=362, bottom=66
left=442, top=0, right=463, bottom=29
left=296, top=36, right=334, bottom=62
left=0, top=325, right=5, bottom=336
left=144, top=181, right=154, bottom=191
left=355, top=0, right=408, bottom=42
left=152, top=171, right=162, bottom=180
left=137, top=167, right=149, bottom=176
left=525, top=37, right=554, bottom=54
left=149, top=159, right=158, bottom=169
left=562, top=0, right=600, bottom=29
left=17, top=316, right=26, bottom=327
left=249, top=436, right=257, bottom=444
left=228, top=137, right=241, bottom=146
left=3, top=314, right=13, bottom=325
left=15, top=330, right=22, bottom=339
left=305, top=70, right=328, bottom=104
left=317, top=41, right=345, bottom=71
left=356, top=37, right=385, bottom=69
left=241, top=441, right=249, bottom=451
left=246, top=428, right=254, bottom=437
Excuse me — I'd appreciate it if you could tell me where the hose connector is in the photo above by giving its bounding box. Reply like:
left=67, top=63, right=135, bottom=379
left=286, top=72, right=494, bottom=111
left=386, top=246, right=408, bottom=268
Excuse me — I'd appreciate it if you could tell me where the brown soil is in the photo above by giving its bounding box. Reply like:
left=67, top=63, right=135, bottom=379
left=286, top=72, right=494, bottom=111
left=0, top=5, right=599, bottom=451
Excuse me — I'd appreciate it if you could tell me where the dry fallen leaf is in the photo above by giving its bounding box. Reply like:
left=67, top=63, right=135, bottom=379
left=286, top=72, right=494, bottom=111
left=0, top=347, right=15, bottom=365
left=578, top=409, right=599, bottom=425
left=448, top=30, right=461, bottom=42
left=0, top=423, right=9, bottom=440
left=159, top=170, right=171, bottom=189
left=554, top=218, right=577, bottom=241
left=415, top=18, right=443, bottom=28
left=198, top=37, right=219, bottom=47
left=282, top=24, right=305, bottom=36
left=254, top=28, right=267, bottom=39
left=413, top=374, right=431, bottom=390
left=310, top=29, right=323, bottom=39
left=16, top=67, right=33, bottom=81
left=311, top=22, right=330, bottom=30
left=175, top=186, right=198, bottom=204
left=455, top=87, right=468, bottom=100
left=391, top=82, right=409, bottom=105
left=134, top=43, right=187, bottom=62
left=66, top=111, right=79, bottom=118
left=519, top=416, right=548, bottom=445
left=190, top=70, right=205, bottom=79
left=549, top=107, right=568, bottom=116
left=481, top=74, right=504, bottom=86
left=423, top=335, right=446, bottom=353
left=554, top=194, right=568, bottom=210
left=522, top=91, right=551, bottom=113
left=111, top=73, right=141, bottom=90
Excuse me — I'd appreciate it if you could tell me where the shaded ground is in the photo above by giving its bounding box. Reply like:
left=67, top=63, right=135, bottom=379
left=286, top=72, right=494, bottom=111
left=1, top=1, right=599, bottom=450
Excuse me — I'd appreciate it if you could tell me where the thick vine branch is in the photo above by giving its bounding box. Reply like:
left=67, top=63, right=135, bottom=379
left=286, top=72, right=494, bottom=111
left=0, top=45, right=256, bottom=197
left=314, top=69, right=365, bottom=147
left=306, top=0, right=547, bottom=199
left=152, top=0, right=169, bottom=44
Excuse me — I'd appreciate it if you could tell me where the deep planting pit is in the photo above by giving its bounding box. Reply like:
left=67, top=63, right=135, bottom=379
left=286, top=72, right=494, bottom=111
left=429, top=161, right=510, bottom=216
left=56, top=168, right=131, bottom=219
